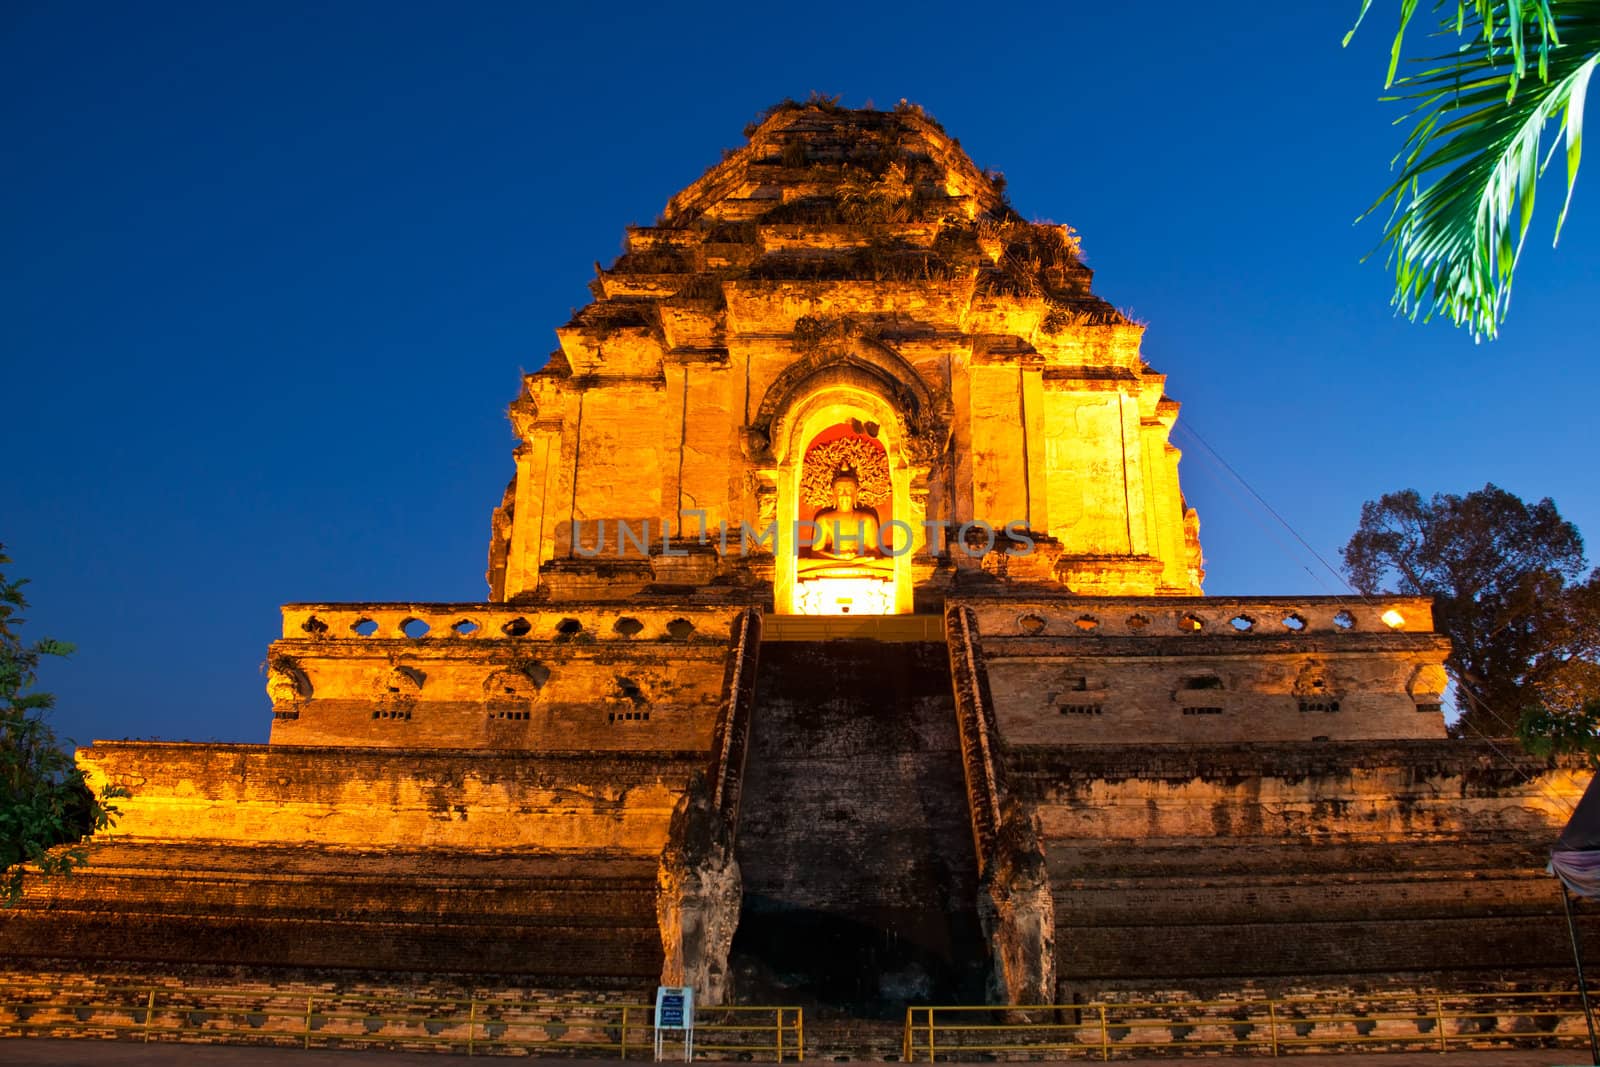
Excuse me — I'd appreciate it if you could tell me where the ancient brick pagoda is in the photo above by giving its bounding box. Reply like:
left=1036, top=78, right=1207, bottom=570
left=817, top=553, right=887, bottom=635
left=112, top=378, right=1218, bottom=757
left=5, top=101, right=1589, bottom=1013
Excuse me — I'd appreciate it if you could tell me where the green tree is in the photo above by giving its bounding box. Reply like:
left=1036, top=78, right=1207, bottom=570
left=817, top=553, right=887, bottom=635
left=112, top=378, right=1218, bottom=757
left=0, top=544, right=118, bottom=905
left=1517, top=695, right=1600, bottom=761
left=1342, top=484, right=1600, bottom=738
left=1347, top=1, right=1599, bottom=339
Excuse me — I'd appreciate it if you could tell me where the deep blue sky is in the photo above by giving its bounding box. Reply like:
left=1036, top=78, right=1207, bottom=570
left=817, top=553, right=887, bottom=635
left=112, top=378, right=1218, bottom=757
left=5, top=3, right=1598, bottom=746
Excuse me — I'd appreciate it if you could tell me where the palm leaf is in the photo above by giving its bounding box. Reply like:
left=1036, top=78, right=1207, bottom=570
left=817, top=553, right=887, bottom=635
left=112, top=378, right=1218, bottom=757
left=1349, top=1, right=1599, bottom=339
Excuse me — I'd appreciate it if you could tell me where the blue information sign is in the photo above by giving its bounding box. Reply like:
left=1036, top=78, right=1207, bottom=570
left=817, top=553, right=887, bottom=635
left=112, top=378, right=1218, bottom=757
left=659, top=992, right=685, bottom=1028
left=653, top=985, right=694, bottom=1061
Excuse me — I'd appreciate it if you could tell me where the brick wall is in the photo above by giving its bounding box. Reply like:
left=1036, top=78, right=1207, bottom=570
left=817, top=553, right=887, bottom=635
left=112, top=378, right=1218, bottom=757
left=270, top=643, right=730, bottom=751
left=967, top=595, right=1451, bottom=744
left=79, top=743, right=703, bottom=853
left=3, top=744, right=718, bottom=981
left=0, top=841, right=664, bottom=981
left=1006, top=741, right=1595, bottom=995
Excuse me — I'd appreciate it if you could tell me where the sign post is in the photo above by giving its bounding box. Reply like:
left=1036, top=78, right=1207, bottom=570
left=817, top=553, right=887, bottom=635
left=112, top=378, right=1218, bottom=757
left=653, top=985, right=694, bottom=1062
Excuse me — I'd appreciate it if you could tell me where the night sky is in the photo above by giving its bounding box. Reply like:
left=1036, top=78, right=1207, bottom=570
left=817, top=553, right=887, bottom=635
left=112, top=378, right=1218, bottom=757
left=6, top=2, right=1598, bottom=747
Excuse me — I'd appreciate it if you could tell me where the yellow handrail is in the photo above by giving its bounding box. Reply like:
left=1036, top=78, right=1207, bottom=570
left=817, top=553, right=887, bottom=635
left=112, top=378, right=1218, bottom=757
left=0, top=980, right=801, bottom=1061
left=903, top=990, right=1591, bottom=1060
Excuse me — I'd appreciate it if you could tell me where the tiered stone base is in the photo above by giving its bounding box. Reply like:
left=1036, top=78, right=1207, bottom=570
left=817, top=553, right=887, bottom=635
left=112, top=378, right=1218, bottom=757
left=1, top=841, right=661, bottom=985
left=1, top=742, right=708, bottom=987
left=1008, top=740, right=1597, bottom=996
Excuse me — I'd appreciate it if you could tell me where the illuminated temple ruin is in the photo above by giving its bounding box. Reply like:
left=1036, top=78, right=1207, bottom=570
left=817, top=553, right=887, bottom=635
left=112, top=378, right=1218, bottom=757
left=4, top=101, right=1590, bottom=1014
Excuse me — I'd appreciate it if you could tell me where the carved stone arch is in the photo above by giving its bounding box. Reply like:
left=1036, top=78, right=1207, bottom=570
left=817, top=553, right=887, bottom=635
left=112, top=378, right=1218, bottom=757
left=1292, top=659, right=1343, bottom=713
left=1177, top=672, right=1226, bottom=692
left=266, top=663, right=311, bottom=708
left=484, top=667, right=540, bottom=722
left=1407, top=662, right=1449, bottom=702
left=1045, top=665, right=1101, bottom=701
left=372, top=664, right=423, bottom=722
left=377, top=665, right=425, bottom=696
left=752, top=341, right=947, bottom=464
left=1292, top=660, right=1334, bottom=699
left=484, top=668, right=542, bottom=700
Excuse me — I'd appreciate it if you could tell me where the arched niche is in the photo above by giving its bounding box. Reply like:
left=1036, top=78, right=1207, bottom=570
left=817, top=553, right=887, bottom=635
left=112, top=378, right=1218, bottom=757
left=770, top=378, right=923, bottom=615
left=752, top=341, right=944, bottom=454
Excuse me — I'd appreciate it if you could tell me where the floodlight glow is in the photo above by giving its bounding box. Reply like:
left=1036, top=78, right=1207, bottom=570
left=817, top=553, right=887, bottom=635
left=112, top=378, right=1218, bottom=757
left=1381, top=609, right=1406, bottom=629
left=794, top=577, right=894, bottom=616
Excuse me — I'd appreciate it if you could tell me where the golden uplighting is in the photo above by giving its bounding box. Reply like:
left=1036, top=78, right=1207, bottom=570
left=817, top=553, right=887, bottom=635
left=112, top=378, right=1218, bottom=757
left=794, top=576, right=895, bottom=616
left=1381, top=609, right=1406, bottom=629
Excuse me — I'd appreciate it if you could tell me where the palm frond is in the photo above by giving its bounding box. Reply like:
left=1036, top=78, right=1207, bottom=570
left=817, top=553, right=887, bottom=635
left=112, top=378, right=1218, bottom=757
left=1348, top=1, right=1598, bottom=339
left=1348, top=1, right=1562, bottom=91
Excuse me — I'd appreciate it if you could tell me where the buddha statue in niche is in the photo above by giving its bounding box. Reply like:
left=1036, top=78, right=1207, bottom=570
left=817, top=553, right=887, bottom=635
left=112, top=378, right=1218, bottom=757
left=807, top=471, right=882, bottom=562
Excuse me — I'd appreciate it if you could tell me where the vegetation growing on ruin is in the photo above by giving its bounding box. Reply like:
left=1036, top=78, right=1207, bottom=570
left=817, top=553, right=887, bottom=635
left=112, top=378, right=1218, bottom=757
left=584, top=101, right=1134, bottom=341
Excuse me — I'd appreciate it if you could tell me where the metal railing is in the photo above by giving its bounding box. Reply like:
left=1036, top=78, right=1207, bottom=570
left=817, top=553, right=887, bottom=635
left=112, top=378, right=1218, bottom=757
left=0, top=980, right=802, bottom=1060
left=904, top=990, right=1590, bottom=1060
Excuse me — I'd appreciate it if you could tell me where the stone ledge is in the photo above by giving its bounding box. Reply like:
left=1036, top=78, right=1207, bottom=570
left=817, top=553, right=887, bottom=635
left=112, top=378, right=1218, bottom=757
left=1006, top=739, right=1578, bottom=785
left=956, top=593, right=1438, bottom=637
left=81, top=739, right=707, bottom=761
left=982, top=633, right=1452, bottom=657
left=76, top=743, right=706, bottom=853
left=279, top=602, right=746, bottom=643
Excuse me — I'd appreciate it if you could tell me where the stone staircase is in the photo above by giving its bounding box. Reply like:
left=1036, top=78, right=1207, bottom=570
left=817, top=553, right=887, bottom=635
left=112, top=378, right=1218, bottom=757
left=729, top=639, right=987, bottom=1020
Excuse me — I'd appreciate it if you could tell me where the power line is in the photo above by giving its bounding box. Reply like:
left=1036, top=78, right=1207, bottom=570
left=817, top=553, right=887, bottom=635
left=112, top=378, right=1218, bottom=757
left=1174, top=422, right=1356, bottom=595
left=1179, top=443, right=1351, bottom=600
left=1173, top=419, right=1579, bottom=818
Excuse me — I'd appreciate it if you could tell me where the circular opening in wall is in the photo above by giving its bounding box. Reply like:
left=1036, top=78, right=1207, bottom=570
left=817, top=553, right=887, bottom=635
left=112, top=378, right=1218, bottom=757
left=352, top=618, right=379, bottom=637
left=1127, top=613, right=1150, bottom=630
left=401, top=618, right=431, bottom=639
left=555, top=618, right=583, bottom=638
left=501, top=617, right=532, bottom=637
left=665, top=618, right=696, bottom=640
left=1333, top=610, right=1355, bottom=630
left=1228, top=614, right=1255, bottom=632
left=452, top=619, right=480, bottom=636
left=613, top=617, right=645, bottom=638
left=1074, top=615, right=1099, bottom=633
left=1018, top=614, right=1047, bottom=635
left=301, top=616, right=329, bottom=635
left=1178, top=613, right=1204, bottom=632
left=1282, top=613, right=1307, bottom=632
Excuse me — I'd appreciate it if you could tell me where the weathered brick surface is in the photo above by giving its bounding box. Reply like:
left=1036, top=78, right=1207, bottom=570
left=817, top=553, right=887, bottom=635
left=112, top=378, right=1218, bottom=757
left=1006, top=741, right=1595, bottom=994
left=969, top=596, right=1451, bottom=744
left=0, top=967, right=654, bottom=1049
left=730, top=640, right=987, bottom=1013
left=496, top=105, right=1203, bottom=610
left=0, top=841, right=663, bottom=981
left=267, top=610, right=739, bottom=750
left=2, top=748, right=711, bottom=984
left=79, top=743, right=700, bottom=853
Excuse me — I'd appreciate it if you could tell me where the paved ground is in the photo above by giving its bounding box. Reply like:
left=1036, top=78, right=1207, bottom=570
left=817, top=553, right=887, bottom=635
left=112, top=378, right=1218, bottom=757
left=1, top=1038, right=1597, bottom=1066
